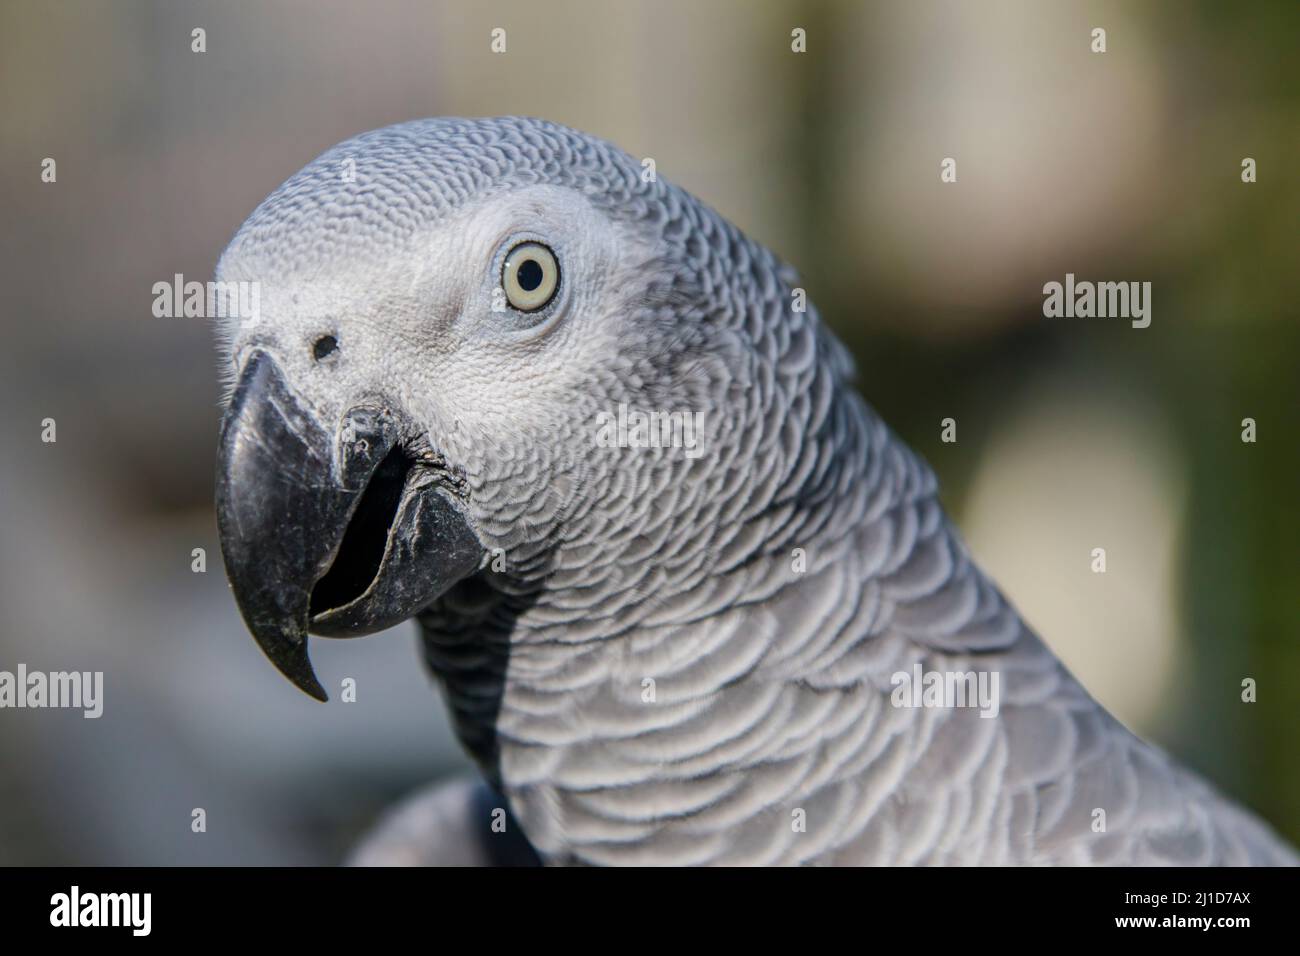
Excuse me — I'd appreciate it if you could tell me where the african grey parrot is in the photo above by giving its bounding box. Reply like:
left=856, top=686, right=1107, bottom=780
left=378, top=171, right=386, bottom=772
left=213, top=117, right=1296, bottom=866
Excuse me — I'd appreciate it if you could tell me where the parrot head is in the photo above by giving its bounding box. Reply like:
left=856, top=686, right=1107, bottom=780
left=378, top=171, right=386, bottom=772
left=214, top=117, right=769, bottom=699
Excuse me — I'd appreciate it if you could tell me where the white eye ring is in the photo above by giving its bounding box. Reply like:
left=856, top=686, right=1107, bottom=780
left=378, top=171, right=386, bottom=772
left=502, top=241, right=560, bottom=312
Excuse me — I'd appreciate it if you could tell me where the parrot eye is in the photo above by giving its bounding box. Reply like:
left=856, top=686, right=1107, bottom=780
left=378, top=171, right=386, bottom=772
left=501, top=241, right=559, bottom=312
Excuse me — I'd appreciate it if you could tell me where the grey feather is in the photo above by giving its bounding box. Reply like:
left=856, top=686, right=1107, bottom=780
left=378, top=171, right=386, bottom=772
left=217, top=117, right=1297, bottom=866
left=347, top=777, right=540, bottom=867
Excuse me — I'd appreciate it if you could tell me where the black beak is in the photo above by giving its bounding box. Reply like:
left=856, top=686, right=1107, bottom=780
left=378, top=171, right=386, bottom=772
left=216, top=351, right=483, bottom=701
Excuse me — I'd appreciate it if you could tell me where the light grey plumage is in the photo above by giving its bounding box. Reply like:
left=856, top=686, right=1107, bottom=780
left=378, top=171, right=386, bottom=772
left=347, top=777, right=539, bottom=867
left=217, top=117, right=1296, bottom=866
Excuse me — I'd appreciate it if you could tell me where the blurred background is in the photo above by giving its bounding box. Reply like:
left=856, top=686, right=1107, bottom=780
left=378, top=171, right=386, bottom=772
left=0, top=0, right=1295, bottom=863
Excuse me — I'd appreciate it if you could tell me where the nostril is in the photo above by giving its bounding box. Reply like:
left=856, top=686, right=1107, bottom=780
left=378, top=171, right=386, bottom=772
left=313, top=335, right=338, bottom=361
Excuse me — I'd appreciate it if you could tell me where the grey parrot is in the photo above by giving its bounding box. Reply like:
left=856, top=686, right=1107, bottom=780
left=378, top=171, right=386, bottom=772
left=214, top=117, right=1296, bottom=866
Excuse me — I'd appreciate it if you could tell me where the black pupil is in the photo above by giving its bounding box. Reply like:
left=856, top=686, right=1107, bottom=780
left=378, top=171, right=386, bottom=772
left=517, top=258, right=544, bottom=292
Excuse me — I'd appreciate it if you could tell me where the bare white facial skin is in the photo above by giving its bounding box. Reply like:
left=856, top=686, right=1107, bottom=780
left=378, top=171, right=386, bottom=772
left=217, top=182, right=656, bottom=557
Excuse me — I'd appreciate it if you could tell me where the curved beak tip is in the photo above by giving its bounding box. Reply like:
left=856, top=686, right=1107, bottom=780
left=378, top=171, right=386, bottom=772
left=243, top=616, right=330, bottom=702
left=217, top=350, right=480, bottom=702
left=294, top=668, right=330, bottom=704
left=268, top=638, right=330, bottom=702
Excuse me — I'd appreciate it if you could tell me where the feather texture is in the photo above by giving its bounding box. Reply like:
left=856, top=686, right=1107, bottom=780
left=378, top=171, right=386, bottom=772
left=218, top=117, right=1295, bottom=866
